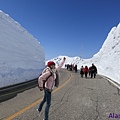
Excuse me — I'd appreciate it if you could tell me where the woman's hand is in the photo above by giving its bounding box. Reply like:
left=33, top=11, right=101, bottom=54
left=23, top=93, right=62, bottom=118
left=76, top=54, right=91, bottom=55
left=63, top=57, right=66, bottom=61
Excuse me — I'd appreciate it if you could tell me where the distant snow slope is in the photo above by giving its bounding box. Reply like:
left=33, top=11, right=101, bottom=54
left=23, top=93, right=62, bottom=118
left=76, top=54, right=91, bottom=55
left=0, top=10, right=45, bottom=88
left=48, top=23, right=120, bottom=84
left=92, top=23, right=120, bottom=83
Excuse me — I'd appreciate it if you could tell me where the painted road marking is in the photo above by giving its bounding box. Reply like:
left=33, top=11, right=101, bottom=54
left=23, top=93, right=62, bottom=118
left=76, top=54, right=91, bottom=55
left=101, top=75, right=120, bottom=89
left=5, top=72, right=72, bottom=120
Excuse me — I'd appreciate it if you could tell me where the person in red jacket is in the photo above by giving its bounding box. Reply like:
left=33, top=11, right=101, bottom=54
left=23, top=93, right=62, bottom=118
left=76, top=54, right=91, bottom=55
left=83, top=66, right=88, bottom=78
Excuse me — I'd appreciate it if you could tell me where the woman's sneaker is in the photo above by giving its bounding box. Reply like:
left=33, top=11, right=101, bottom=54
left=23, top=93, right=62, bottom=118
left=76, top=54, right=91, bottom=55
left=37, top=109, right=41, bottom=117
left=37, top=109, right=41, bottom=113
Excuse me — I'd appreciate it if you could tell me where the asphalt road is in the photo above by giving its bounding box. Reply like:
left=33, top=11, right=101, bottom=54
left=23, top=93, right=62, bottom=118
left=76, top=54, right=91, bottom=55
left=1, top=69, right=120, bottom=120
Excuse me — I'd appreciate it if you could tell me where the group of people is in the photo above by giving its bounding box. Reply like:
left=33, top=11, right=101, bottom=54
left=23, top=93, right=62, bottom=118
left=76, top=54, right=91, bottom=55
left=65, top=64, right=78, bottom=73
left=65, top=63, right=97, bottom=78
left=80, top=64, right=97, bottom=78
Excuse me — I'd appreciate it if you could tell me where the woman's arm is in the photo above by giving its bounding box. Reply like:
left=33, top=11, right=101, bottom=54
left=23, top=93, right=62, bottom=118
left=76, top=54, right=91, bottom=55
left=56, top=57, right=66, bottom=71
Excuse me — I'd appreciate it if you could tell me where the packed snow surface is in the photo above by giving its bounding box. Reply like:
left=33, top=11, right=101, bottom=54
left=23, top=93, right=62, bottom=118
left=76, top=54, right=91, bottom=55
left=0, top=10, right=45, bottom=88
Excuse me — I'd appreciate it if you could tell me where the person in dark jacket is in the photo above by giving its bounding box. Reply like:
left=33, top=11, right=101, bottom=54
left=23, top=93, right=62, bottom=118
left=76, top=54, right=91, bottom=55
left=66, top=64, right=70, bottom=70
left=74, top=64, right=77, bottom=73
left=90, top=63, right=97, bottom=78
left=88, top=66, right=92, bottom=76
left=80, top=66, right=84, bottom=78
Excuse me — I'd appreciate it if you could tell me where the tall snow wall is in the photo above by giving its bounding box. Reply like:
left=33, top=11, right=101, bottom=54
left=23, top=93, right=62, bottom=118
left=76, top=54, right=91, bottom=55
left=0, top=10, right=45, bottom=88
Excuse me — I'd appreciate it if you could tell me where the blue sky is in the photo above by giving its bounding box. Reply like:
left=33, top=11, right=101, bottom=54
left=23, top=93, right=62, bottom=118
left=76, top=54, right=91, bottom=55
left=0, top=0, right=120, bottom=60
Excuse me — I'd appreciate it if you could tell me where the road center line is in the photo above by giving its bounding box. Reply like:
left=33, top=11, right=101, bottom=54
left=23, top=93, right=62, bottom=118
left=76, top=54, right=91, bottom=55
left=5, top=71, right=72, bottom=120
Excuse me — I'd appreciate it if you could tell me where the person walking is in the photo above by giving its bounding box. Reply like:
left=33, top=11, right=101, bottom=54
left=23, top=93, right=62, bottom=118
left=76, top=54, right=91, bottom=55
left=74, top=64, right=77, bottom=73
left=80, top=66, right=84, bottom=78
left=88, top=66, right=92, bottom=76
left=91, top=63, right=97, bottom=78
left=38, top=57, right=66, bottom=120
left=83, top=66, right=88, bottom=78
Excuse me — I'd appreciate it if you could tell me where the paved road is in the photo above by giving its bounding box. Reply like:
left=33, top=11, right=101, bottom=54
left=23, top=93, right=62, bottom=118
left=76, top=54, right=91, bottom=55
left=1, top=69, right=120, bottom=120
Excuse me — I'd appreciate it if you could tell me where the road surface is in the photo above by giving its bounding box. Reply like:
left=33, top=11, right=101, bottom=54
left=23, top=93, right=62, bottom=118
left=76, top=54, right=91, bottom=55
left=0, top=69, right=120, bottom=120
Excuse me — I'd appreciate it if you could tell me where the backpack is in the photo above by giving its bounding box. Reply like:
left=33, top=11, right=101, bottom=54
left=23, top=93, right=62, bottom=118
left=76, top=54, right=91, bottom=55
left=38, top=68, right=59, bottom=90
